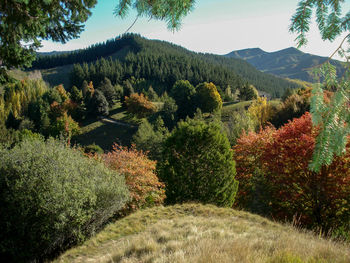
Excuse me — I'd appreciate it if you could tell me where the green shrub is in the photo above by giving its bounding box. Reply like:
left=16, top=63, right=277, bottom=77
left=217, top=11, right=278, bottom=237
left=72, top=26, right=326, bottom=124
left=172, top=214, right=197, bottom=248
left=0, top=138, right=129, bottom=262
left=84, top=143, right=104, bottom=154
left=158, top=118, right=238, bottom=207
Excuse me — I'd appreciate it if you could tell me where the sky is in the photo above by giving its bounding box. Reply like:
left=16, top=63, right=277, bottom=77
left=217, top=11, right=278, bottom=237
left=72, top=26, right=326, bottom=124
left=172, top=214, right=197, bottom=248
left=39, top=0, right=350, bottom=60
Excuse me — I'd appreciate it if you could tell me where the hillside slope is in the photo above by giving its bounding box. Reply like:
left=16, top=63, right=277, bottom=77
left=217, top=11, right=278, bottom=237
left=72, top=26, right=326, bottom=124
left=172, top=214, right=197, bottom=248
left=54, top=204, right=349, bottom=263
left=226, top=47, right=346, bottom=82
left=31, top=34, right=300, bottom=97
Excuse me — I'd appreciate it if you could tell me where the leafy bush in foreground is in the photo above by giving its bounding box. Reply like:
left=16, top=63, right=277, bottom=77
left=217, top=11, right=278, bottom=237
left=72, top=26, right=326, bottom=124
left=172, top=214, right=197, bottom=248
left=0, top=138, right=129, bottom=262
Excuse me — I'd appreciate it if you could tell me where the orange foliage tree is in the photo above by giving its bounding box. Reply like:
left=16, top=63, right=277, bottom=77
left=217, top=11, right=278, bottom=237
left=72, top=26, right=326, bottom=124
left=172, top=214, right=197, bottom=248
left=234, top=112, right=350, bottom=230
left=103, top=144, right=165, bottom=215
left=124, top=93, right=156, bottom=118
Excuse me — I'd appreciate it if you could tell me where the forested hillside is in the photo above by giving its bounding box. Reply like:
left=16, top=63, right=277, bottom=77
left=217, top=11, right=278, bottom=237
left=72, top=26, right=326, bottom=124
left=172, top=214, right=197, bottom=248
left=32, top=34, right=299, bottom=97
left=226, top=47, right=346, bottom=82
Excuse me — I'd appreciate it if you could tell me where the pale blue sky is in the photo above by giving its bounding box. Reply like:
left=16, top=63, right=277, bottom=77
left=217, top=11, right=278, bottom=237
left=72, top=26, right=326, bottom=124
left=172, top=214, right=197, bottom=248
left=39, top=0, right=350, bottom=59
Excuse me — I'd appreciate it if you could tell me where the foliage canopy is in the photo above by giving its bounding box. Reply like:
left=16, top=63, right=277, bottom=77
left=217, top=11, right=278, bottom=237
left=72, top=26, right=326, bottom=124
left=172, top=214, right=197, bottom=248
left=0, top=0, right=97, bottom=68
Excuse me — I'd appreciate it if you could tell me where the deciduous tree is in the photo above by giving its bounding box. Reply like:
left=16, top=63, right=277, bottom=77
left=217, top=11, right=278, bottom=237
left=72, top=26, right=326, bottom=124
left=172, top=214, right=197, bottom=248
left=103, top=144, right=165, bottom=215
left=235, top=113, right=350, bottom=230
left=125, top=93, right=156, bottom=118
left=195, top=82, right=223, bottom=113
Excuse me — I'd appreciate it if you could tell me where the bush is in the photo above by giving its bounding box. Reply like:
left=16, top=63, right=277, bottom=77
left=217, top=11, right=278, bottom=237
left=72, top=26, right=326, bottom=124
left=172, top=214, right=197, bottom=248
left=132, top=118, right=169, bottom=161
left=84, top=143, right=104, bottom=154
left=0, top=138, right=129, bottom=262
left=234, top=113, right=350, bottom=231
left=103, top=144, right=165, bottom=215
left=158, top=119, right=238, bottom=207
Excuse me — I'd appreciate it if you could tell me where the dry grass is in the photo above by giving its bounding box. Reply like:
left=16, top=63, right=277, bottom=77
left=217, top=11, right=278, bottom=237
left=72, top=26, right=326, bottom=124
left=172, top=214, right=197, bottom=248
left=54, top=204, right=350, bottom=263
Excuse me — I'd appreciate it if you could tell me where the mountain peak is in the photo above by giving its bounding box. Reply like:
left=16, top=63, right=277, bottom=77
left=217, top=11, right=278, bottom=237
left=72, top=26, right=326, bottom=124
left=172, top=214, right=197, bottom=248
left=224, top=46, right=344, bottom=82
left=275, top=47, right=302, bottom=55
left=225, top=48, right=266, bottom=59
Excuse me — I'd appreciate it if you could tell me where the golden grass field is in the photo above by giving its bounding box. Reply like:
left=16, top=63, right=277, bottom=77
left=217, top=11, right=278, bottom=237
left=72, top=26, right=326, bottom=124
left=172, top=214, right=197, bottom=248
left=54, top=204, right=350, bottom=263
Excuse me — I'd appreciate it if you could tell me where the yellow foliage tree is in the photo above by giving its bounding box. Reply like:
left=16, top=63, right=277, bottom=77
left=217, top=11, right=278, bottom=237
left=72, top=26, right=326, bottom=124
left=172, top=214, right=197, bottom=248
left=196, top=82, right=223, bottom=113
left=248, top=96, right=273, bottom=130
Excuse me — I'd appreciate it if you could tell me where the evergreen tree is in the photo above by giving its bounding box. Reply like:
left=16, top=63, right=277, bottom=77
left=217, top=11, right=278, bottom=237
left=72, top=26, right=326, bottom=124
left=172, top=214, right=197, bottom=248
left=97, top=77, right=117, bottom=106
left=89, top=90, right=109, bottom=116
left=158, top=118, right=238, bottom=207
left=238, top=84, right=258, bottom=101
left=132, top=117, right=168, bottom=161
left=70, top=86, right=83, bottom=104
left=0, top=0, right=97, bottom=68
left=170, top=80, right=196, bottom=119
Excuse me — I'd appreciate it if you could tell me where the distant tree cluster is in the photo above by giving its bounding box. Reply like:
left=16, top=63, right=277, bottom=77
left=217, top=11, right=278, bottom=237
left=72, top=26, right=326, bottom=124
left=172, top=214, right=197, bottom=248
left=0, top=79, right=81, bottom=140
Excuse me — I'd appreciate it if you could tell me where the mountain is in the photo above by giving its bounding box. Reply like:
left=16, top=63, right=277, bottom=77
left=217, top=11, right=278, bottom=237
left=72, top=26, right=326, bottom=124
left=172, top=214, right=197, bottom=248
left=225, top=47, right=346, bottom=82
left=31, top=34, right=300, bottom=98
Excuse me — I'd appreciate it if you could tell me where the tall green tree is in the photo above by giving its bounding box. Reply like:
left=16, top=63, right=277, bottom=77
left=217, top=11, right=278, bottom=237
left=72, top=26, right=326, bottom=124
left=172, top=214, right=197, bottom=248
left=0, top=0, right=97, bottom=68
left=158, top=118, right=238, bottom=207
left=97, top=77, right=117, bottom=106
left=171, top=79, right=196, bottom=119
left=89, top=89, right=109, bottom=116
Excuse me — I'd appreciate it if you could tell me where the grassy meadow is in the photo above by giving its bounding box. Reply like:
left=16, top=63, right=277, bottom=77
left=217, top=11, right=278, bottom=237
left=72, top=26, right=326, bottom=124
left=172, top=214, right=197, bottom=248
left=54, top=204, right=350, bottom=263
left=72, top=104, right=138, bottom=150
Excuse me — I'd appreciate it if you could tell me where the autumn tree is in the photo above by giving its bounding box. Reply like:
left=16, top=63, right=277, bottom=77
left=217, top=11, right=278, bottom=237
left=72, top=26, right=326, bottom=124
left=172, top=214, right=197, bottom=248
left=125, top=93, right=156, bottom=118
left=158, top=118, right=238, bottom=207
left=234, top=113, right=350, bottom=230
left=247, top=96, right=274, bottom=130
left=195, top=82, right=223, bottom=113
left=103, top=144, right=165, bottom=215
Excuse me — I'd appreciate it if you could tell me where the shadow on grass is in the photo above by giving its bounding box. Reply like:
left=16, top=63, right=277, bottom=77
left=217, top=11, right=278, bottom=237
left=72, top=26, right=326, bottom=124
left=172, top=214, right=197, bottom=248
left=109, top=106, right=125, bottom=116
left=72, top=121, right=137, bottom=151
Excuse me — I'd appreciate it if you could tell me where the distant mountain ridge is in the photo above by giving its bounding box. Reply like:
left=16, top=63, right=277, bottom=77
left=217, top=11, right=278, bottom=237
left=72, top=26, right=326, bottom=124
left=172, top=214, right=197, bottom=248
left=225, top=47, right=346, bottom=82
left=32, top=34, right=300, bottom=97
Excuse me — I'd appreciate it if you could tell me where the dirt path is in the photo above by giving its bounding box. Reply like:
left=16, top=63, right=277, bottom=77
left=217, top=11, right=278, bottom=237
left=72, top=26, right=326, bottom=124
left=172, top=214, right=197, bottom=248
left=101, top=117, right=136, bottom=128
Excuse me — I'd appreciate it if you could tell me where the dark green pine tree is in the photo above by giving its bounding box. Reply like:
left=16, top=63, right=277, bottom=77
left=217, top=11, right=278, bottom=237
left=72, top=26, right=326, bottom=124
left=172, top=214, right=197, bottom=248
left=158, top=118, right=238, bottom=207
left=89, top=90, right=109, bottom=116
left=170, top=80, right=197, bottom=119
left=97, top=78, right=117, bottom=106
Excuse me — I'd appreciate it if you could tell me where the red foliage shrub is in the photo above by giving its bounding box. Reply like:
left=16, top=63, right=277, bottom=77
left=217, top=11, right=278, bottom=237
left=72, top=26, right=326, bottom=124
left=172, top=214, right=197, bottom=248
left=234, top=112, right=350, bottom=230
